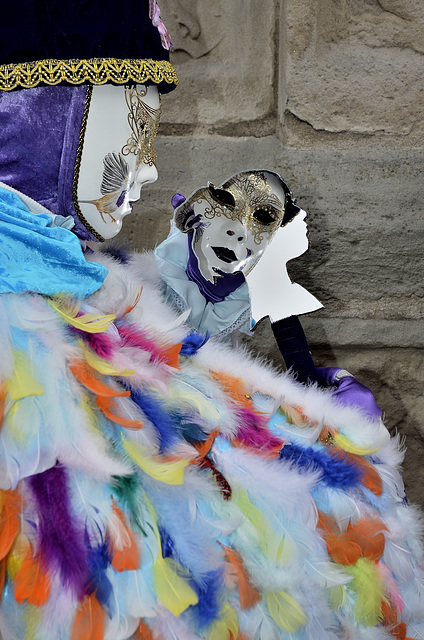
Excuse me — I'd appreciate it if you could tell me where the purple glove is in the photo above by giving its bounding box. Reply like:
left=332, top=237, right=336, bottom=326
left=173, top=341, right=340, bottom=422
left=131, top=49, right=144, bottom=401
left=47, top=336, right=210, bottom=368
left=317, top=366, right=382, bottom=421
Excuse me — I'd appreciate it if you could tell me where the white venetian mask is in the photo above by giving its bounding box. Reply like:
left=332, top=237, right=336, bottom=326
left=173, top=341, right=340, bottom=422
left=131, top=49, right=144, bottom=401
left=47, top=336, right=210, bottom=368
left=76, top=83, right=161, bottom=240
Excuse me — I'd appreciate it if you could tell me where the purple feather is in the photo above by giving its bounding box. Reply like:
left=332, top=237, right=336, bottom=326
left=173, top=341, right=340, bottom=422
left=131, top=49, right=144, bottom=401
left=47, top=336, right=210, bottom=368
left=234, top=406, right=284, bottom=452
left=28, top=464, right=89, bottom=597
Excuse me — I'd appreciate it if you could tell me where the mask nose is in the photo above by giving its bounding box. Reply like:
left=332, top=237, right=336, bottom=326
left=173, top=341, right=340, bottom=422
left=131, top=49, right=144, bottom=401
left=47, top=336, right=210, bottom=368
left=136, top=161, right=158, bottom=186
left=224, top=220, right=247, bottom=244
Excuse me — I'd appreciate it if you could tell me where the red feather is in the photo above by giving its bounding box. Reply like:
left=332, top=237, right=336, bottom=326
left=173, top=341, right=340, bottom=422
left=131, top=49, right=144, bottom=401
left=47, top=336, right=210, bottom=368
left=317, top=511, right=361, bottom=566
left=71, top=593, right=105, bottom=640
left=222, top=545, right=261, bottom=609
left=14, top=549, right=51, bottom=606
left=0, top=488, right=21, bottom=561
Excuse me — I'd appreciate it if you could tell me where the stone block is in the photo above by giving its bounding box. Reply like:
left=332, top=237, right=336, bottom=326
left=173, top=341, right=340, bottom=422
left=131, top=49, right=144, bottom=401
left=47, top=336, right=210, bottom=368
left=158, top=0, right=276, bottom=126
left=283, top=0, right=424, bottom=142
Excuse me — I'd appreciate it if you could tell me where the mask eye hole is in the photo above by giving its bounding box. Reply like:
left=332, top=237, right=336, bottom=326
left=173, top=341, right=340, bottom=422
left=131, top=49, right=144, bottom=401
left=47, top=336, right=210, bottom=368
left=252, top=208, right=278, bottom=225
left=208, top=184, right=236, bottom=209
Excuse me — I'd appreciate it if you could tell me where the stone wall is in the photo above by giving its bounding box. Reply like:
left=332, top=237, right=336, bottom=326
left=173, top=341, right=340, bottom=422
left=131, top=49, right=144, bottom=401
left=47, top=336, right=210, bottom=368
left=120, top=1, right=424, bottom=506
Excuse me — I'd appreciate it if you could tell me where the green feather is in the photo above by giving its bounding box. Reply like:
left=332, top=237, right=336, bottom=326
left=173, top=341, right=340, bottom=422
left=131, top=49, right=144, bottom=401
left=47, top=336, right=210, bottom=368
left=112, top=474, right=147, bottom=536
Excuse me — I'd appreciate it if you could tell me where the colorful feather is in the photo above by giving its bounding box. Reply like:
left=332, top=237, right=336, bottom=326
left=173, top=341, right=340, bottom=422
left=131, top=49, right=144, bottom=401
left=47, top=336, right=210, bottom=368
left=153, top=555, right=198, bottom=616
left=134, top=619, right=155, bottom=639
left=329, top=448, right=383, bottom=496
left=280, top=443, right=362, bottom=489
left=192, top=568, right=223, bottom=628
left=83, top=345, right=135, bottom=377
left=333, top=433, right=380, bottom=456
left=118, top=323, right=181, bottom=368
left=264, top=590, right=307, bottom=633
left=49, top=298, right=116, bottom=334
left=111, top=475, right=147, bottom=535
left=0, top=488, right=21, bottom=561
left=71, top=593, right=105, bottom=640
left=69, top=358, right=130, bottom=398
left=208, top=604, right=239, bottom=640
left=28, top=464, right=88, bottom=597
left=128, top=388, right=179, bottom=451
left=110, top=502, right=140, bottom=572
left=122, top=437, right=190, bottom=485
left=222, top=545, right=261, bottom=609
left=345, top=557, right=387, bottom=626
left=96, top=395, right=144, bottom=430
left=0, top=382, right=6, bottom=429
left=14, top=548, right=51, bottom=606
left=8, top=351, right=44, bottom=401
left=179, top=331, right=209, bottom=356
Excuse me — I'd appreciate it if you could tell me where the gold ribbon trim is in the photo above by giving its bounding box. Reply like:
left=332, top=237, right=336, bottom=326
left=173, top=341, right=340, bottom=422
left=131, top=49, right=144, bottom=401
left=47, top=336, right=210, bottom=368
left=0, top=58, right=178, bottom=91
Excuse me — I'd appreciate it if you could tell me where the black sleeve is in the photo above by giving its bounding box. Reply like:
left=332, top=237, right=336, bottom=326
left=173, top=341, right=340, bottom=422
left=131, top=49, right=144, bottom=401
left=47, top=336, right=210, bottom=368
left=271, top=315, right=321, bottom=384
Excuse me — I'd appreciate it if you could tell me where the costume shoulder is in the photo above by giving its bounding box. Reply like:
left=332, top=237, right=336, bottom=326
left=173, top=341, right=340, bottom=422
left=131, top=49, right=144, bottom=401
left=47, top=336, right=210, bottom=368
left=0, top=252, right=423, bottom=640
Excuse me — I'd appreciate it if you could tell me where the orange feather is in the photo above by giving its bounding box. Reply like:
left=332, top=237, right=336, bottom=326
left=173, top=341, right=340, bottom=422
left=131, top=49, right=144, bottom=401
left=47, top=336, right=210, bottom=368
left=123, top=286, right=143, bottom=317
left=330, top=448, right=383, bottom=496
left=111, top=503, right=140, bottom=572
left=222, top=545, right=261, bottom=609
left=135, top=619, right=156, bottom=639
left=0, top=488, right=22, bottom=561
left=96, top=396, right=144, bottom=430
left=71, top=594, right=105, bottom=640
left=317, top=511, right=361, bottom=566
left=14, top=550, right=51, bottom=606
left=161, top=343, right=182, bottom=369
left=69, top=359, right=130, bottom=398
left=347, top=518, right=387, bottom=563
left=211, top=371, right=250, bottom=407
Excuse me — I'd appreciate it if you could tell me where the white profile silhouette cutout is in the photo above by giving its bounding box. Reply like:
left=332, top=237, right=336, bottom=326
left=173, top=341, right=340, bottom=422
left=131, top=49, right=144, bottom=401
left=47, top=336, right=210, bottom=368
left=245, top=209, right=323, bottom=325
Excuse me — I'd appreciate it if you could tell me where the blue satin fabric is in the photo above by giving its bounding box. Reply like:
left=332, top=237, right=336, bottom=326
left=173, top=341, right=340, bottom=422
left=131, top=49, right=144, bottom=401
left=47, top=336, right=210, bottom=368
left=0, top=188, right=107, bottom=297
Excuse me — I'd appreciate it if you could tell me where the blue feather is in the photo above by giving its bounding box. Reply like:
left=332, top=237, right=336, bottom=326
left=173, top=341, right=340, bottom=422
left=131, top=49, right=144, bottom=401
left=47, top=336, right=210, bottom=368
left=180, top=331, right=209, bottom=356
left=191, top=568, right=223, bottom=628
left=85, top=538, right=113, bottom=612
left=280, top=444, right=361, bottom=489
left=128, top=387, right=179, bottom=452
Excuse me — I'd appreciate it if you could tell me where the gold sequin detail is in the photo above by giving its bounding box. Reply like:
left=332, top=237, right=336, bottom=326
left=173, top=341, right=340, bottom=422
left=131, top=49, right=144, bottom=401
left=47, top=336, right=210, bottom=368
left=0, top=58, right=178, bottom=92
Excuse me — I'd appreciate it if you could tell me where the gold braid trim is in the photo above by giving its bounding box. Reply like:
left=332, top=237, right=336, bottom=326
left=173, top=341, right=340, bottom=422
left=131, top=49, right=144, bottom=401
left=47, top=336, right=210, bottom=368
left=0, top=58, right=178, bottom=91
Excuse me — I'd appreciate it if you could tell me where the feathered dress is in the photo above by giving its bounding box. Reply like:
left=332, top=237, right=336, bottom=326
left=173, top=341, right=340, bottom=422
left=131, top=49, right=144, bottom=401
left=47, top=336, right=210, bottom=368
left=0, top=244, right=423, bottom=640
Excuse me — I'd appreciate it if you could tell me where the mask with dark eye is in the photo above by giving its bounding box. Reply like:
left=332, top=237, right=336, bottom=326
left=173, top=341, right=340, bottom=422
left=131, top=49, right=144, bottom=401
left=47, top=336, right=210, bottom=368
left=208, top=183, right=236, bottom=209
left=252, top=208, right=279, bottom=226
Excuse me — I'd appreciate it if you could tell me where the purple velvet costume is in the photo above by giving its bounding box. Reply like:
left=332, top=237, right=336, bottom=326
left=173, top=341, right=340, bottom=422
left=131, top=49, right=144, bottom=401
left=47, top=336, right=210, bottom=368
left=0, top=85, right=96, bottom=241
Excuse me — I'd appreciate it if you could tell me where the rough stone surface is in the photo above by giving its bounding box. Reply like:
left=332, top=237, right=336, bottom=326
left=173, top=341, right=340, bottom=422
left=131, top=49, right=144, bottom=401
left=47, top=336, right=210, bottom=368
left=117, top=0, right=424, bottom=501
left=158, top=0, right=276, bottom=126
left=283, top=0, right=424, bottom=143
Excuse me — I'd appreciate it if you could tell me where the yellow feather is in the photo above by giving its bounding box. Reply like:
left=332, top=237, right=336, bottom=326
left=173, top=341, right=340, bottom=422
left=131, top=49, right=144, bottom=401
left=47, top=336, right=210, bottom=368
left=153, top=556, right=198, bottom=616
left=265, top=590, right=307, bottom=633
left=167, top=380, right=221, bottom=425
left=83, top=346, right=135, bottom=377
left=23, top=604, right=39, bottom=640
left=8, top=351, right=44, bottom=401
left=48, top=299, right=116, bottom=333
left=122, top=438, right=189, bottom=485
left=234, top=489, right=292, bottom=564
left=333, top=433, right=379, bottom=456
left=329, top=585, right=346, bottom=610
left=208, top=604, right=239, bottom=640
left=346, top=558, right=386, bottom=626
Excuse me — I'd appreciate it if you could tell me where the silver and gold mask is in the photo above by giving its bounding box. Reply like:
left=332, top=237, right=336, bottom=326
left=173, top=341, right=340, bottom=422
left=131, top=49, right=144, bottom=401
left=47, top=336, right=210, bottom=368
left=174, top=170, right=300, bottom=283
